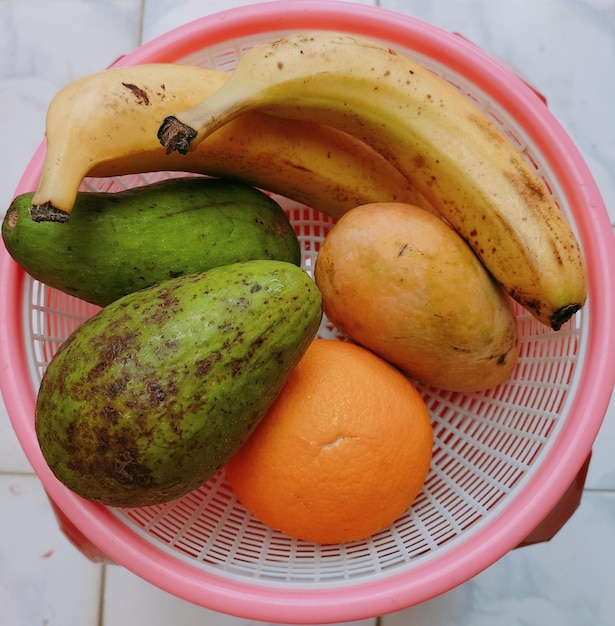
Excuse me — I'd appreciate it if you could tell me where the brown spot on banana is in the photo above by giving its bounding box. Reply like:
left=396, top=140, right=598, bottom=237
left=503, top=157, right=547, bottom=206
left=121, top=82, right=151, bottom=106
left=467, top=112, right=509, bottom=148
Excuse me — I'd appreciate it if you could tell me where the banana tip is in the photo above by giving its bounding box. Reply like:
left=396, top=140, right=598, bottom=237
left=30, top=203, right=71, bottom=223
left=550, top=303, right=582, bottom=331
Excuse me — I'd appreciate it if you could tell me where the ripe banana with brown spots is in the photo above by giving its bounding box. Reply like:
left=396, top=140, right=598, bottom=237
left=29, top=63, right=431, bottom=223
left=158, top=31, right=588, bottom=331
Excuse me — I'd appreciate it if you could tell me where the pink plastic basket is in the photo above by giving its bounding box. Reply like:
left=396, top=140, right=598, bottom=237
left=1, top=1, right=614, bottom=622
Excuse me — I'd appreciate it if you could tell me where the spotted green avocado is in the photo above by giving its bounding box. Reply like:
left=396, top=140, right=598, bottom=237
left=35, top=259, right=322, bottom=507
left=3, top=177, right=301, bottom=307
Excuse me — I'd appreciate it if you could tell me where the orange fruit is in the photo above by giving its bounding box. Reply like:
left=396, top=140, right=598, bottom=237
left=225, top=338, right=433, bottom=544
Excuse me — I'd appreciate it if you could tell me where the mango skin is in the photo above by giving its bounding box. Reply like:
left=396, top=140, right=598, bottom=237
left=35, top=260, right=322, bottom=507
left=314, top=203, right=519, bottom=392
left=3, top=177, right=301, bottom=307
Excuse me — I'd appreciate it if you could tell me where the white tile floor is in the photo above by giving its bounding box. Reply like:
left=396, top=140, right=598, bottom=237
left=1, top=1, right=614, bottom=625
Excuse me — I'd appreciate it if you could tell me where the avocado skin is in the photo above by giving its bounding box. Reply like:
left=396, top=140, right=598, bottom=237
left=3, top=177, right=301, bottom=307
left=35, top=260, right=322, bottom=508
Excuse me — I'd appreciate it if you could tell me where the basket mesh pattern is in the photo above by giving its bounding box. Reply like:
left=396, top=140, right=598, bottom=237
left=23, top=227, right=582, bottom=584
left=21, top=32, right=585, bottom=586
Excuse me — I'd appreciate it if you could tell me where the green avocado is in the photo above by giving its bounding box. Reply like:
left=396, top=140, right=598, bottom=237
left=35, top=259, right=323, bottom=508
left=3, top=177, right=301, bottom=307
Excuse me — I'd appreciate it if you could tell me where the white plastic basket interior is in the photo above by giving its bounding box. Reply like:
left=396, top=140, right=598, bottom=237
left=21, top=31, right=587, bottom=586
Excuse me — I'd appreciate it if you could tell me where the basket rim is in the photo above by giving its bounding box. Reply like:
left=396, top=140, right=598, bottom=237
left=2, top=1, right=614, bottom=621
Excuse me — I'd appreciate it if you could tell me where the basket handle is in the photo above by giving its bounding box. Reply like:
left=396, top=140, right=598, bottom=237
left=516, top=452, right=591, bottom=548
left=46, top=495, right=115, bottom=564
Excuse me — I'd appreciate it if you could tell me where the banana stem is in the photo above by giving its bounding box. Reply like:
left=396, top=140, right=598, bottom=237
left=157, top=116, right=197, bottom=155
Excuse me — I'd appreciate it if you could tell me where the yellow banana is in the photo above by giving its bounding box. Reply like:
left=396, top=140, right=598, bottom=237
left=158, top=31, right=588, bottom=331
left=30, top=63, right=431, bottom=223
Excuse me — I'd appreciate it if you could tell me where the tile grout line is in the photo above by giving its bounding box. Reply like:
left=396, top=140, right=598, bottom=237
left=137, top=0, right=146, bottom=46
left=97, top=564, right=108, bottom=626
left=0, top=470, right=37, bottom=477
